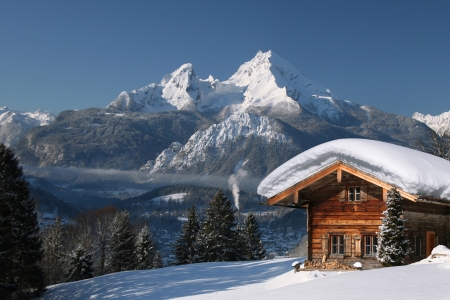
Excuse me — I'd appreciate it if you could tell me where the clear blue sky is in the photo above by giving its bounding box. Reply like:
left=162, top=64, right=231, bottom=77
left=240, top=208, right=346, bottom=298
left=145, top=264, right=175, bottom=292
left=1, top=0, right=449, bottom=117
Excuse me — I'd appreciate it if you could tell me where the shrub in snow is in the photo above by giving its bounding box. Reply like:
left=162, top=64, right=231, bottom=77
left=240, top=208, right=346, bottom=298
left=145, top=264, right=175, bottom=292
left=153, top=251, right=164, bottom=268
left=66, top=245, right=94, bottom=282
left=376, top=187, right=412, bottom=266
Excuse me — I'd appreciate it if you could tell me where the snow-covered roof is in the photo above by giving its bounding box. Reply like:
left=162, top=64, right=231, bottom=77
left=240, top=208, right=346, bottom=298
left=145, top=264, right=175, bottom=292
left=257, top=139, right=450, bottom=200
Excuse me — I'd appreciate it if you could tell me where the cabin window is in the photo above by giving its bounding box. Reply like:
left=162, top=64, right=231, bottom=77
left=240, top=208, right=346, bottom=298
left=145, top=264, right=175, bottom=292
left=348, top=186, right=361, bottom=201
left=364, top=236, right=377, bottom=256
left=331, top=235, right=344, bottom=255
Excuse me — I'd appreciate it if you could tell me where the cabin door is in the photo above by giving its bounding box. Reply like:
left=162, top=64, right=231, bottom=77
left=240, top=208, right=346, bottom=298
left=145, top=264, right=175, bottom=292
left=426, top=231, right=435, bottom=257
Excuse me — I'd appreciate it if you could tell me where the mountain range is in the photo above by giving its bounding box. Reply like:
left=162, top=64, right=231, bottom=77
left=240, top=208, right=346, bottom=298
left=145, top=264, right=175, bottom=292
left=0, top=107, right=54, bottom=147
left=8, top=51, right=447, bottom=186
left=412, top=111, right=450, bottom=134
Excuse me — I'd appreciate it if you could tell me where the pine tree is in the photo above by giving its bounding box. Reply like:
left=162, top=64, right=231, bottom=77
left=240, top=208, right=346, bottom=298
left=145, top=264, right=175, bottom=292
left=241, top=212, right=266, bottom=260
left=376, top=187, right=412, bottom=266
left=199, top=190, right=238, bottom=262
left=41, top=217, right=65, bottom=285
left=173, top=205, right=200, bottom=265
left=135, top=224, right=155, bottom=270
left=233, top=223, right=247, bottom=261
left=108, top=211, right=136, bottom=273
left=153, top=251, right=164, bottom=268
left=66, top=245, right=94, bottom=282
left=0, top=144, right=45, bottom=298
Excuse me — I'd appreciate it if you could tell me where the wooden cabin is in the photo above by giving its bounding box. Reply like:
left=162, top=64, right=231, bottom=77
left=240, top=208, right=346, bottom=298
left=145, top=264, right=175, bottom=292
left=257, top=139, right=450, bottom=268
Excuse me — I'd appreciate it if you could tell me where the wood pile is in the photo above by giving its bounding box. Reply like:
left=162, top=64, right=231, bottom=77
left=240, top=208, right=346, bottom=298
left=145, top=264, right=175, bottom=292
left=303, top=260, right=357, bottom=270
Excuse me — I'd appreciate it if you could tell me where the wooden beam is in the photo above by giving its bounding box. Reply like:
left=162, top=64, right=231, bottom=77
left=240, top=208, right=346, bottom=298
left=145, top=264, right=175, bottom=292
left=267, top=163, right=340, bottom=205
left=339, top=164, right=417, bottom=202
left=294, top=190, right=299, bottom=204
left=337, top=168, right=342, bottom=183
left=267, top=160, right=418, bottom=206
left=382, top=188, right=388, bottom=202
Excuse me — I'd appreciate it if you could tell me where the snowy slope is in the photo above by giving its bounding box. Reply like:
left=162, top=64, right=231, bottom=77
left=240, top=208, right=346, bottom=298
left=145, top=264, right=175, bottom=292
left=144, top=112, right=292, bottom=174
left=413, top=110, right=450, bottom=134
left=258, top=138, right=450, bottom=200
left=0, top=106, right=54, bottom=146
left=107, top=50, right=367, bottom=121
left=42, top=247, right=450, bottom=300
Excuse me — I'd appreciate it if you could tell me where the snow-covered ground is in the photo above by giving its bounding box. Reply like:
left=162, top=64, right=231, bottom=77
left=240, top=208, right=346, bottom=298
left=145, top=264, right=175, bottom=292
left=42, top=247, right=450, bottom=300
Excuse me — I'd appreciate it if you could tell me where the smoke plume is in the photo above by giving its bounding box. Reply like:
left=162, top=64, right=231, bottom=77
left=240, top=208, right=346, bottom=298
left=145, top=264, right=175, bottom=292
left=228, top=161, right=248, bottom=210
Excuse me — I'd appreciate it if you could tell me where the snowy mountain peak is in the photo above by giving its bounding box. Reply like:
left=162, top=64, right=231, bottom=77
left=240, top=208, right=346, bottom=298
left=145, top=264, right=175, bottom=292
left=0, top=107, right=55, bottom=146
left=412, top=111, right=450, bottom=134
left=106, top=50, right=362, bottom=121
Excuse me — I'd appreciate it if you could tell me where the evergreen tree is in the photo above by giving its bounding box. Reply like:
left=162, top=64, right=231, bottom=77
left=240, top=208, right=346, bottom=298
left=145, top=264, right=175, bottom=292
left=135, top=224, right=155, bottom=270
left=377, top=187, right=412, bottom=266
left=153, top=251, right=164, bottom=268
left=233, top=223, right=247, bottom=261
left=0, top=144, right=44, bottom=298
left=66, top=245, right=94, bottom=282
left=241, top=212, right=266, bottom=260
left=173, top=205, right=200, bottom=265
left=108, top=211, right=136, bottom=273
left=41, top=217, right=65, bottom=285
left=199, top=190, right=238, bottom=262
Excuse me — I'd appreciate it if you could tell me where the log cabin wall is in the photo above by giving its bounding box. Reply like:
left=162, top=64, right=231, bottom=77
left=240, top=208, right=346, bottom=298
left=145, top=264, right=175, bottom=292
left=403, top=201, right=450, bottom=262
left=308, top=174, right=386, bottom=267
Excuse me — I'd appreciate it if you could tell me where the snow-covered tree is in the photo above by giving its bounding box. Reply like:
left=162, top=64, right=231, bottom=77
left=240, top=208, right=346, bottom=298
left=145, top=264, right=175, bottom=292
left=0, top=144, right=45, bottom=298
left=198, top=190, right=238, bottom=262
left=173, top=205, right=200, bottom=265
left=41, top=217, right=65, bottom=284
left=135, top=224, right=155, bottom=270
left=377, top=187, right=412, bottom=266
left=108, top=211, right=136, bottom=273
left=153, top=251, right=164, bottom=268
left=241, top=212, right=266, bottom=260
left=66, top=245, right=94, bottom=282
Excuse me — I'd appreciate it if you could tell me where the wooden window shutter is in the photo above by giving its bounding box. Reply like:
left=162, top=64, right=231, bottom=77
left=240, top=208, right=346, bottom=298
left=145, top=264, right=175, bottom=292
left=353, top=235, right=361, bottom=257
left=321, top=234, right=329, bottom=257
left=344, top=235, right=352, bottom=257
left=339, top=188, right=346, bottom=202
left=361, top=185, right=368, bottom=202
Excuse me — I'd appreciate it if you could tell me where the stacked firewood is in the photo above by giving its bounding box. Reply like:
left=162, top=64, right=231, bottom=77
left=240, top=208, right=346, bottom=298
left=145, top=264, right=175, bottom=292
left=303, top=260, right=357, bottom=270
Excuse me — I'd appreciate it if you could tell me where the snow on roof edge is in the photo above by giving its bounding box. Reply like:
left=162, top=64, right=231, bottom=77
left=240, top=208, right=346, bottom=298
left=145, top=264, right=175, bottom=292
left=257, top=139, right=450, bottom=201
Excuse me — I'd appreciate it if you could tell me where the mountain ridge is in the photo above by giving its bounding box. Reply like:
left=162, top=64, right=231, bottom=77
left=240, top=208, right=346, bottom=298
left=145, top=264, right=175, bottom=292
left=12, top=51, right=434, bottom=182
left=413, top=110, right=450, bottom=134
left=0, top=106, right=54, bottom=147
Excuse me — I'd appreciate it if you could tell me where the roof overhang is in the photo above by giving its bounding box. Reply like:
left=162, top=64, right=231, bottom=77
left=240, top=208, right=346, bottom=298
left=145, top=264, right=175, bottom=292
left=266, top=160, right=423, bottom=207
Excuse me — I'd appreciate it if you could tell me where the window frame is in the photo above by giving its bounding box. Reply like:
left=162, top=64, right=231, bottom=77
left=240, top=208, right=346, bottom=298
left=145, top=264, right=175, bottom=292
left=364, top=235, right=377, bottom=256
left=348, top=186, right=361, bottom=201
left=330, top=235, right=344, bottom=255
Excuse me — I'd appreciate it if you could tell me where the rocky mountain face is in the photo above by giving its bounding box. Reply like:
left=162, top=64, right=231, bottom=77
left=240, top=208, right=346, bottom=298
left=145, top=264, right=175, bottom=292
left=14, top=51, right=433, bottom=182
left=0, top=107, right=54, bottom=147
left=14, top=109, right=213, bottom=170
left=413, top=111, right=450, bottom=134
